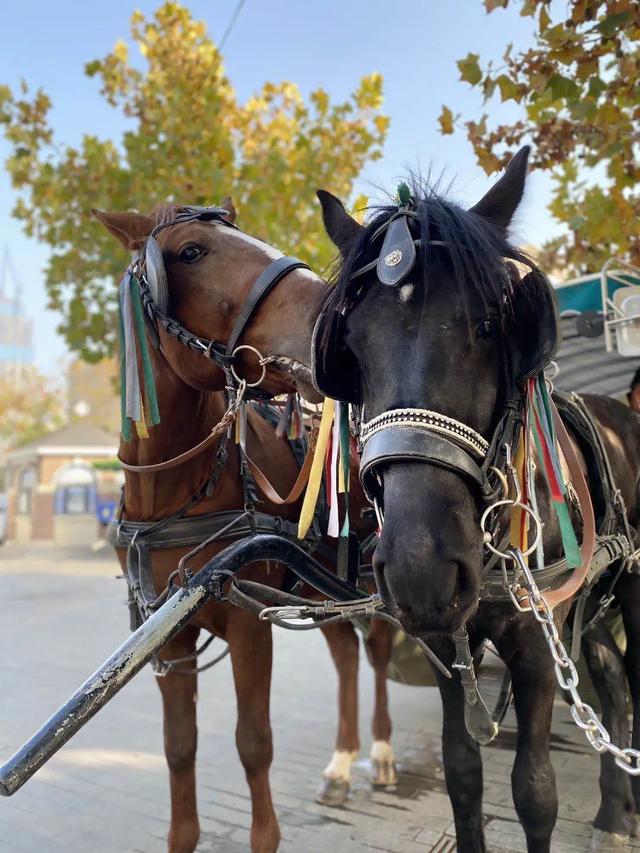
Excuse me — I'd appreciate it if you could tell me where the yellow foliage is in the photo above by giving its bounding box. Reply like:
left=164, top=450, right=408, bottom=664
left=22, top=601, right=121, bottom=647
left=0, top=367, right=66, bottom=449
left=0, top=2, right=388, bottom=360
left=440, top=0, right=640, bottom=273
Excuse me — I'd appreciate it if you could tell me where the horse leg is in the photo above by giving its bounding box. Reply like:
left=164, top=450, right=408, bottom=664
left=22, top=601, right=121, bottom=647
left=226, top=609, right=280, bottom=853
left=155, top=626, right=200, bottom=853
left=492, top=617, right=558, bottom=853
left=433, top=635, right=485, bottom=852
left=317, top=620, right=361, bottom=805
left=580, top=611, right=633, bottom=849
left=366, top=618, right=397, bottom=786
left=616, top=571, right=640, bottom=831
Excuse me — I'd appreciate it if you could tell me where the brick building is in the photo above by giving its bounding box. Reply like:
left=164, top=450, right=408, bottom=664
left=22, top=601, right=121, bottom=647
left=2, top=422, right=122, bottom=546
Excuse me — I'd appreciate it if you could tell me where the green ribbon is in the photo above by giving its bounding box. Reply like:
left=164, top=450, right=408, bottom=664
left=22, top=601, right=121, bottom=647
left=531, top=376, right=581, bottom=569
left=118, top=272, right=161, bottom=440
left=129, top=274, right=160, bottom=428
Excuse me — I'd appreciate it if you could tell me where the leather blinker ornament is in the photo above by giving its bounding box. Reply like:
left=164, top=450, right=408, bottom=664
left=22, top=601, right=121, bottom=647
left=144, top=236, right=169, bottom=314
left=376, top=183, right=417, bottom=287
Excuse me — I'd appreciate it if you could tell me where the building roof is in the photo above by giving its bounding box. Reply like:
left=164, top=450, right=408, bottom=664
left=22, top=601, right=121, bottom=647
left=554, top=316, right=635, bottom=399
left=5, top=421, right=118, bottom=459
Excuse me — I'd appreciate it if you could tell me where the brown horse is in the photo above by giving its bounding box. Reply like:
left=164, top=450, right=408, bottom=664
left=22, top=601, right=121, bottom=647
left=94, top=202, right=398, bottom=853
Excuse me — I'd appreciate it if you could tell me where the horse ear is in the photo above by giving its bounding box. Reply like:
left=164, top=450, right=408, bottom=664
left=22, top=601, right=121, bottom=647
left=91, top=209, right=154, bottom=251
left=510, top=267, right=559, bottom=380
left=221, top=196, right=237, bottom=224
left=316, top=190, right=363, bottom=256
left=469, top=145, right=530, bottom=231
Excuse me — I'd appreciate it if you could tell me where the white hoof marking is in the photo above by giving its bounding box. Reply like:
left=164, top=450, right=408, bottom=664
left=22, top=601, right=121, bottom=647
left=370, top=739, right=398, bottom=786
left=322, top=749, right=358, bottom=782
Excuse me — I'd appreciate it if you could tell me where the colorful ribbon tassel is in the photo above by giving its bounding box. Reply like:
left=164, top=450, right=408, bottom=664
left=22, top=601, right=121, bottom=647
left=118, top=271, right=161, bottom=440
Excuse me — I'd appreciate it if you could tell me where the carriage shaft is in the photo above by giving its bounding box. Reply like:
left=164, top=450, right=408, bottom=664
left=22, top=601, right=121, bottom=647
left=0, top=534, right=360, bottom=797
left=0, top=581, right=209, bottom=796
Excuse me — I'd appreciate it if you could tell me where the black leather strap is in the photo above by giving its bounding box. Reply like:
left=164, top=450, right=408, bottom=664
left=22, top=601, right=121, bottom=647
left=227, top=256, right=310, bottom=354
left=360, top=426, right=486, bottom=497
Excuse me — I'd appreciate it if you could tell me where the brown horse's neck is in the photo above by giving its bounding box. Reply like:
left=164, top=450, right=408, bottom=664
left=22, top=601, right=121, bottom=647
left=120, top=348, right=241, bottom=521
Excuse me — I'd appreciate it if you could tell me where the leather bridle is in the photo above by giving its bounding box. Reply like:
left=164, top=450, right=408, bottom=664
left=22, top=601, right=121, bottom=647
left=323, top=201, right=529, bottom=508
left=135, top=205, right=310, bottom=396
left=359, top=395, right=524, bottom=511
left=119, top=205, right=311, bottom=476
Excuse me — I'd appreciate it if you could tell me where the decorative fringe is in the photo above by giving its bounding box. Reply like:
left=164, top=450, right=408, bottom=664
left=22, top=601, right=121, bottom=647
left=298, top=398, right=334, bottom=539
left=528, top=376, right=581, bottom=569
left=118, top=271, right=161, bottom=440
left=297, top=399, right=352, bottom=544
left=274, top=394, right=305, bottom=440
left=327, top=406, right=341, bottom=536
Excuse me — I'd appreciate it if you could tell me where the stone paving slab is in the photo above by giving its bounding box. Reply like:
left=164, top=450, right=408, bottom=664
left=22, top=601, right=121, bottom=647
left=0, top=544, right=638, bottom=852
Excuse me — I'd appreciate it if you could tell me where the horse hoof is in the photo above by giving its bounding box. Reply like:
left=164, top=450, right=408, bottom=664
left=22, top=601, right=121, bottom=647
left=316, top=776, right=350, bottom=806
left=631, top=814, right=640, bottom=838
left=370, top=740, right=398, bottom=787
left=589, top=829, right=629, bottom=852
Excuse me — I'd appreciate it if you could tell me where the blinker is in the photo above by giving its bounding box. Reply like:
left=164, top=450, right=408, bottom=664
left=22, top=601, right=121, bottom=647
left=144, top=236, right=169, bottom=314
left=376, top=212, right=417, bottom=287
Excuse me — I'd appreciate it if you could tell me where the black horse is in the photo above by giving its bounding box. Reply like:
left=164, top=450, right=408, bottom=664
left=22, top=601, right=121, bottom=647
left=314, top=147, right=640, bottom=852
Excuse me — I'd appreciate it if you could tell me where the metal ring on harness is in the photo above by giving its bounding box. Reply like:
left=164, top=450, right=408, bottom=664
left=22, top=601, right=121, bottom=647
left=231, top=345, right=268, bottom=388
left=487, top=465, right=510, bottom=501
left=479, top=499, right=542, bottom=559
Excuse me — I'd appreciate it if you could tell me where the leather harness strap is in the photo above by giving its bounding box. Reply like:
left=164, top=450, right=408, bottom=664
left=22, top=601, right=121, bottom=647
left=360, top=428, right=486, bottom=493
left=119, top=408, right=236, bottom=473
left=243, top=426, right=318, bottom=506
left=226, top=256, right=310, bottom=355
left=543, top=404, right=596, bottom=608
left=120, top=416, right=318, bottom=504
left=120, top=427, right=225, bottom=474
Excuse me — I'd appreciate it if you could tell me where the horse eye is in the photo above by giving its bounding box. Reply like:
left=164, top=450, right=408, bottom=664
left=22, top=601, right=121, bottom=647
left=476, top=319, right=495, bottom=338
left=179, top=245, right=203, bottom=264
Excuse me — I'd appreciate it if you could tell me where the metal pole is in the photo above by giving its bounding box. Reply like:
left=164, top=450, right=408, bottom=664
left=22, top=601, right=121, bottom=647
left=0, top=534, right=361, bottom=796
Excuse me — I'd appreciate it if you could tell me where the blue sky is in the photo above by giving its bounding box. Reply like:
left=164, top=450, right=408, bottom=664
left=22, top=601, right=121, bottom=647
left=0, top=0, right=558, bottom=373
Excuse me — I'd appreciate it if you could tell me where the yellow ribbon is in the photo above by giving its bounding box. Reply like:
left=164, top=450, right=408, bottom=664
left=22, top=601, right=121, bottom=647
left=135, top=397, right=149, bottom=439
left=298, top=398, right=335, bottom=539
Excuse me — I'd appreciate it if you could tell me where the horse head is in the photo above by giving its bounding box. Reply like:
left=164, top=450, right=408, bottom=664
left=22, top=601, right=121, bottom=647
left=94, top=201, right=325, bottom=402
left=315, top=147, right=558, bottom=633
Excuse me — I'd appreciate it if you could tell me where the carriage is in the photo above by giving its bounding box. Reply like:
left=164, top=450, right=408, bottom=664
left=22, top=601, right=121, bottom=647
left=3, top=148, right=640, bottom=853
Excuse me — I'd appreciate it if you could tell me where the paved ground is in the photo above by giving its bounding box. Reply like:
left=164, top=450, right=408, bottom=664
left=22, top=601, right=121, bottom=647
left=0, top=544, right=637, bottom=853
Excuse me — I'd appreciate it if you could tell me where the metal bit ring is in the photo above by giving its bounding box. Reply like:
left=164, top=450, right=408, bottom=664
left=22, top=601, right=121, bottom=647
left=231, top=345, right=268, bottom=388
left=480, top=500, right=542, bottom=559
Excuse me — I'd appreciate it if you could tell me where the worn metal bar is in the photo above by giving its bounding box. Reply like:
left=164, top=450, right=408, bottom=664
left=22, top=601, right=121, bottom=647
left=0, top=534, right=363, bottom=797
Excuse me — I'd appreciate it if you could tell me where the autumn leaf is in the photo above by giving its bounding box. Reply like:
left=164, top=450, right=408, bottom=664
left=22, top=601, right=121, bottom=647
left=438, top=105, right=455, bottom=134
left=457, top=53, right=483, bottom=85
left=496, top=74, right=519, bottom=102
